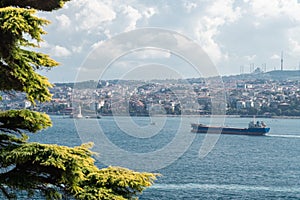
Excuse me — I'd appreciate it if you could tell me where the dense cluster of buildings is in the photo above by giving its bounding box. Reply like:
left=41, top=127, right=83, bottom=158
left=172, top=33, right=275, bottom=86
left=1, top=72, right=300, bottom=117
left=225, top=79, right=300, bottom=116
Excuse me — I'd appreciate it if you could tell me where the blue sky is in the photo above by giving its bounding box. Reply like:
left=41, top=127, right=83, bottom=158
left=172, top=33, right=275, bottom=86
left=37, top=0, right=300, bottom=82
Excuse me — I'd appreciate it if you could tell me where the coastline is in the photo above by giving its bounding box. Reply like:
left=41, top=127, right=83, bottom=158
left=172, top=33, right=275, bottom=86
left=47, top=113, right=300, bottom=119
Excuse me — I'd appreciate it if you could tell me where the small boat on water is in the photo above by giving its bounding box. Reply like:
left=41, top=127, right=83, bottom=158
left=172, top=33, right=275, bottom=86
left=191, top=121, right=270, bottom=136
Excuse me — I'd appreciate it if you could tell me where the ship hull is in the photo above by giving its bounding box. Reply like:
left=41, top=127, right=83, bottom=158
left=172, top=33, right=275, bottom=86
left=191, top=124, right=270, bottom=136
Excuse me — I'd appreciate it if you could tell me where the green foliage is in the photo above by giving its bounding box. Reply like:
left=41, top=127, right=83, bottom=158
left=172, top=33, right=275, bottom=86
left=0, top=110, right=52, bottom=134
left=0, top=143, right=157, bottom=200
left=0, top=1, right=158, bottom=199
left=0, top=7, right=58, bottom=103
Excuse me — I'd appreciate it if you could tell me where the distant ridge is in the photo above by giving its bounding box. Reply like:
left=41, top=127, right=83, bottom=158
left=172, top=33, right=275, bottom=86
left=54, top=70, right=300, bottom=88
left=266, top=70, right=300, bottom=80
left=223, top=70, right=300, bottom=81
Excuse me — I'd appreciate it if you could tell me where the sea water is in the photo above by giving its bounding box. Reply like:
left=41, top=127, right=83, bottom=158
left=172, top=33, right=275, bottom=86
left=27, top=116, right=300, bottom=199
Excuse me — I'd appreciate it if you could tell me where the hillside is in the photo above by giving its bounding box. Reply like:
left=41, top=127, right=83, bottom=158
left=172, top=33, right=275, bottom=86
left=222, top=70, right=300, bottom=81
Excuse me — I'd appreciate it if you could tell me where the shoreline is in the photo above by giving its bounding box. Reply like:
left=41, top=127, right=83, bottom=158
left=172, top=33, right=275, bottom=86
left=48, top=114, right=300, bottom=119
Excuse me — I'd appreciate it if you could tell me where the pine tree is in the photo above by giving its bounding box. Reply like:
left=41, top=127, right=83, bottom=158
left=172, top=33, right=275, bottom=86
left=0, top=1, right=157, bottom=199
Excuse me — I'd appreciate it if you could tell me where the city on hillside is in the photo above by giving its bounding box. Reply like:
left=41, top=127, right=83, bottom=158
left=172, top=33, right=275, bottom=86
left=1, top=69, right=300, bottom=118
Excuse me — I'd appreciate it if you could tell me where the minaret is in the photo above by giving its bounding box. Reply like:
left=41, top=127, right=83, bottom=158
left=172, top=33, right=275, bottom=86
left=240, top=65, right=244, bottom=74
left=281, top=51, right=283, bottom=71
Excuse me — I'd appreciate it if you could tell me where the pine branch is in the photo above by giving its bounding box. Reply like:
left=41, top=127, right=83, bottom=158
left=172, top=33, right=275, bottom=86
left=0, top=110, right=52, bottom=134
left=0, top=7, right=58, bottom=103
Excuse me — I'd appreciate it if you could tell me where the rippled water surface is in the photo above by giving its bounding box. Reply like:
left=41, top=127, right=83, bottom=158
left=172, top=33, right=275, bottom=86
left=27, top=116, right=300, bottom=199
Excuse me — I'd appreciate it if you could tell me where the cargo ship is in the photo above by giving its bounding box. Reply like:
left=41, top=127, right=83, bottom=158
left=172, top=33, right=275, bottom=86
left=191, top=121, right=270, bottom=136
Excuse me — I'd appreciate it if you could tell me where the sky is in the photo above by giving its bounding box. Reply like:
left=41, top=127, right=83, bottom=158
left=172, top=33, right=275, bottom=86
left=36, top=0, right=300, bottom=82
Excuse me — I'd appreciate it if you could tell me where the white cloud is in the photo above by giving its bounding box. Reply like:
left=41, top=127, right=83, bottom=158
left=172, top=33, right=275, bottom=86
left=195, top=21, right=223, bottom=63
left=104, top=29, right=112, bottom=38
left=270, top=54, right=280, bottom=59
left=287, top=27, right=300, bottom=57
left=194, top=0, right=241, bottom=64
left=289, top=38, right=300, bottom=54
left=35, top=0, right=300, bottom=81
left=244, top=55, right=257, bottom=61
left=74, top=0, right=116, bottom=32
left=51, top=45, right=71, bottom=57
left=249, top=0, right=300, bottom=21
left=121, top=5, right=142, bottom=32
left=91, top=40, right=105, bottom=50
left=55, top=14, right=71, bottom=28
left=206, top=0, right=241, bottom=23
left=249, top=0, right=281, bottom=18
left=252, top=21, right=261, bottom=28
left=71, top=46, right=82, bottom=53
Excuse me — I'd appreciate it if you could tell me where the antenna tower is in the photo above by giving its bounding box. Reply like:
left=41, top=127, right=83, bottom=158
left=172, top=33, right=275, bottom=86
left=281, top=51, right=283, bottom=71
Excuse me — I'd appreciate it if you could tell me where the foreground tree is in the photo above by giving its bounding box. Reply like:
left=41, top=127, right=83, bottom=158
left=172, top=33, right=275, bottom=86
left=0, top=1, right=157, bottom=199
